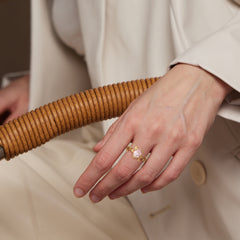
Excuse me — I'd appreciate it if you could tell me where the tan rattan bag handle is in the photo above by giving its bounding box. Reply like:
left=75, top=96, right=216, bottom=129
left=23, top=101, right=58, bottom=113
left=0, top=77, right=159, bottom=160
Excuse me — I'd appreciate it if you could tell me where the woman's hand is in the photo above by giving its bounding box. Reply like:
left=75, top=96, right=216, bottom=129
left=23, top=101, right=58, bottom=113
left=74, top=64, right=232, bottom=202
left=0, top=75, right=29, bottom=123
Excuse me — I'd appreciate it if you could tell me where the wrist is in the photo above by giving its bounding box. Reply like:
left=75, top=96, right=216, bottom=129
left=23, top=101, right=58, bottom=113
left=173, top=63, right=232, bottom=105
left=199, top=67, right=233, bottom=105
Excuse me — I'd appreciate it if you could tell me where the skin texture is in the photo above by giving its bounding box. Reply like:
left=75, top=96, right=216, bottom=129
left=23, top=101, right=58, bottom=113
left=74, top=63, right=232, bottom=203
left=0, top=66, right=231, bottom=202
left=0, top=75, right=29, bottom=123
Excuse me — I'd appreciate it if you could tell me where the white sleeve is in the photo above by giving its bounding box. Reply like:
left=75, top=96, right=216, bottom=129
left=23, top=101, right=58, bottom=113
left=170, top=10, right=240, bottom=122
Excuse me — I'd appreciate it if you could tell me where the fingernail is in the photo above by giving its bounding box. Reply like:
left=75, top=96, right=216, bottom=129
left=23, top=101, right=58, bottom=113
left=90, top=194, right=101, bottom=203
left=74, top=188, right=85, bottom=198
left=141, top=188, right=148, bottom=194
left=109, top=193, right=119, bottom=199
left=94, top=138, right=104, bottom=148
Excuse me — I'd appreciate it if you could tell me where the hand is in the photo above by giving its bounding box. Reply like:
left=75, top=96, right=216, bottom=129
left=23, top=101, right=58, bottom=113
left=74, top=64, right=232, bottom=202
left=0, top=75, right=29, bottom=124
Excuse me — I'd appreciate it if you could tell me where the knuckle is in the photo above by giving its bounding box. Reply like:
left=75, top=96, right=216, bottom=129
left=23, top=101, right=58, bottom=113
left=164, top=170, right=181, bottom=183
left=107, top=126, right=115, bottom=135
left=138, top=173, right=154, bottom=185
left=122, top=114, right=140, bottom=132
left=138, top=167, right=158, bottom=185
left=169, top=126, right=186, bottom=143
left=187, top=132, right=203, bottom=150
left=148, top=121, right=163, bottom=137
left=94, top=151, right=113, bottom=173
left=115, top=164, right=132, bottom=182
left=94, top=182, right=107, bottom=197
left=107, top=122, right=117, bottom=135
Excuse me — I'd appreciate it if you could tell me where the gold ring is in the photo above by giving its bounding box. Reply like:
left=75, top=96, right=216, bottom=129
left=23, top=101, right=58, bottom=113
left=126, top=145, right=147, bottom=162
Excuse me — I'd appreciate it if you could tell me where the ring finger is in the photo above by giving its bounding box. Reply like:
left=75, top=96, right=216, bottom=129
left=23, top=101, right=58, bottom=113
left=89, top=139, right=152, bottom=203
left=108, top=142, right=178, bottom=199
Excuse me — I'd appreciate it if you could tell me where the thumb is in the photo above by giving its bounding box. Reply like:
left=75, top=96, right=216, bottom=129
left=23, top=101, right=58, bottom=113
left=3, top=102, right=28, bottom=124
left=4, top=110, right=22, bottom=124
left=0, top=110, right=11, bottom=125
left=0, top=88, right=14, bottom=114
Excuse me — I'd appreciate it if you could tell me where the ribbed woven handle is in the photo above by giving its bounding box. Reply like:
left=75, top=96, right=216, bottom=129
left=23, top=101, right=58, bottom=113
left=0, top=77, right=159, bottom=160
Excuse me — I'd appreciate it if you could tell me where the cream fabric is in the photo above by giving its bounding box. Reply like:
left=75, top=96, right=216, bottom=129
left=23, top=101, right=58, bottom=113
left=0, top=0, right=147, bottom=239
left=52, top=0, right=84, bottom=55
left=0, top=127, right=147, bottom=240
left=130, top=116, right=240, bottom=239
left=2, top=0, right=240, bottom=239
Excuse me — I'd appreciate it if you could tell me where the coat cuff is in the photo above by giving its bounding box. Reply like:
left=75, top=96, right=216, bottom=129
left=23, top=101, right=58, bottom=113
left=170, top=12, right=240, bottom=122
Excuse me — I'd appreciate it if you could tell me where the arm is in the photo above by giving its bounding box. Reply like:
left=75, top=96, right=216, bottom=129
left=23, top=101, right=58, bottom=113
left=170, top=7, right=240, bottom=121
left=73, top=1, right=239, bottom=202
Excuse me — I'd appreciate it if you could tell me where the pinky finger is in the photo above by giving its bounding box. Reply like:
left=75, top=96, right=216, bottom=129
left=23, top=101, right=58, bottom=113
left=141, top=147, right=194, bottom=193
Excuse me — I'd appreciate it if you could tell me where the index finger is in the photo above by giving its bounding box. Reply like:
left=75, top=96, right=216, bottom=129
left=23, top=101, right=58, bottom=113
left=74, top=123, right=133, bottom=197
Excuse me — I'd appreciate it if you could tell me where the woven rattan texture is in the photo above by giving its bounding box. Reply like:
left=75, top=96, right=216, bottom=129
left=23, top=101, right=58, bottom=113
left=0, top=78, right=159, bottom=160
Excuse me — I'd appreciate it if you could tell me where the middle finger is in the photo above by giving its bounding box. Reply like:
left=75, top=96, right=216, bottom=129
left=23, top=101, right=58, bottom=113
left=89, top=139, right=152, bottom=202
left=108, top=142, right=177, bottom=199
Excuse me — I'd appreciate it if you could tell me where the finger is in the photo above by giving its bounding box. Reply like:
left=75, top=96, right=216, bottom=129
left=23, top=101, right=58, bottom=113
left=141, top=147, right=193, bottom=193
left=108, top=142, right=177, bottom=199
left=0, top=110, right=11, bottom=125
left=89, top=138, right=152, bottom=203
left=4, top=101, right=28, bottom=123
left=4, top=114, right=16, bottom=124
left=0, top=90, right=11, bottom=114
left=94, top=98, right=137, bottom=152
left=4, top=111, right=23, bottom=123
left=74, top=122, right=133, bottom=198
left=93, top=117, right=121, bottom=152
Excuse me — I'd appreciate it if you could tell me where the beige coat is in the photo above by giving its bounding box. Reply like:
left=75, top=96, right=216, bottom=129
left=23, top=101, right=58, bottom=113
left=2, top=0, right=240, bottom=239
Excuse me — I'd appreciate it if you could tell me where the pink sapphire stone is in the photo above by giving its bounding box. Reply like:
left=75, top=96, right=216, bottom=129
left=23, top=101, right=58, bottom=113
left=133, top=149, right=142, bottom=158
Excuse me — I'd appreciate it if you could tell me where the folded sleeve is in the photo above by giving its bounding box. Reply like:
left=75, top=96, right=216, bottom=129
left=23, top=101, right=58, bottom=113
left=170, top=10, right=240, bottom=122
